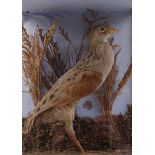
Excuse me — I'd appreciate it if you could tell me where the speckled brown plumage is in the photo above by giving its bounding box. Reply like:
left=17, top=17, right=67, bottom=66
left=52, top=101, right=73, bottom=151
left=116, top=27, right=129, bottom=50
left=23, top=25, right=119, bottom=152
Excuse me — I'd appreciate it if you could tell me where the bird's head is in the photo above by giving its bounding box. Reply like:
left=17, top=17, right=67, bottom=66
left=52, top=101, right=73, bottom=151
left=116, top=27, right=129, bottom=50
left=88, top=25, right=119, bottom=45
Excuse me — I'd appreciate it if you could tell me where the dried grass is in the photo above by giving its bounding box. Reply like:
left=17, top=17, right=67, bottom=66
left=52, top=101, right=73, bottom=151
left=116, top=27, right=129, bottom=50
left=43, top=20, right=57, bottom=47
left=22, top=25, right=43, bottom=105
left=22, top=10, right=132, bottom=152
left=22, top=21, right=57, bottom=105
left=40, top=9, right=108, bottom=93
left=114, top=64, right=132, bottom=100
left=23, top=10, right=131, bottom=120
left=40, top=26, right=76, bottom=91
left=23, top=18, right=83, bottom=101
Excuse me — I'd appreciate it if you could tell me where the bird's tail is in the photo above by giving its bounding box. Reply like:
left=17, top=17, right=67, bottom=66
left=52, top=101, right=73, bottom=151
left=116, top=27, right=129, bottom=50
left=22, top=113, right=35, bottom=134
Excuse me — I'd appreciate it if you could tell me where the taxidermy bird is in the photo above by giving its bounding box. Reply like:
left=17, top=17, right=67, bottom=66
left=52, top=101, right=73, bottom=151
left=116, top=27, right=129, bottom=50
left=23, top=25, right=119, bottom=153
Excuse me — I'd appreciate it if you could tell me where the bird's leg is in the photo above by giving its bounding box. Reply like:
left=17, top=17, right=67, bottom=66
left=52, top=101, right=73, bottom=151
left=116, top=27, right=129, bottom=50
left=65, top=117, right=84, bottom=153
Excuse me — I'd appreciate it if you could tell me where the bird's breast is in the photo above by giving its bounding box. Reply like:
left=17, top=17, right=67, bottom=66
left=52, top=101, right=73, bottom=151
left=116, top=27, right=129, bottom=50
left=91, top=49, right=114, bottom=85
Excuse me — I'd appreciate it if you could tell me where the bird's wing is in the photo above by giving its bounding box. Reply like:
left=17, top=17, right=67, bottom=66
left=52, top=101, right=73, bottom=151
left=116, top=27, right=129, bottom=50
left=34, top=69, right=103, bottom=115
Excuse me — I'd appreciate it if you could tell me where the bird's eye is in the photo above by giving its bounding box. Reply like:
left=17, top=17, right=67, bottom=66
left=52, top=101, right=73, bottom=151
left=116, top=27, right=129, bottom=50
left=100, top=27, right=105, bottom=31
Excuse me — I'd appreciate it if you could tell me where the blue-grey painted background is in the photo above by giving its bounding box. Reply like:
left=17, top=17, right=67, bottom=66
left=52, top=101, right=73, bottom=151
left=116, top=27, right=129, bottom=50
left=22, top=0, right=132, bottom=118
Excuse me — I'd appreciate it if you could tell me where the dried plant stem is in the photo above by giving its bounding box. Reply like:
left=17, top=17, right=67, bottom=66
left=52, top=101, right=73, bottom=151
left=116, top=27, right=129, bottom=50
left=34, top=33, right=43, bottom=101
left=23, top=20, right=58, bottom=106
left=22, top=27, right=43, bottom=105
left=112, top=64, right=132, bottom=102
left=101, top=62, right=131, bottom=121
left=79, top=28, right=88, bottom=53
left=43, top=20, right=57, bottom=47
left=59, top=26, right=80, bottom=64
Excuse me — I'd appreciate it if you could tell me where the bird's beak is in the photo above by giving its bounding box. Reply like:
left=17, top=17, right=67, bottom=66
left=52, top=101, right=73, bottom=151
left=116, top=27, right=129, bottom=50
left=107, top=26, right=119, bottom=33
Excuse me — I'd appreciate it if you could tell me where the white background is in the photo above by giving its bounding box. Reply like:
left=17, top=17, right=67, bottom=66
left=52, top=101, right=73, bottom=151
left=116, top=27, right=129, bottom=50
left=1, top=0, right=155, bottom=155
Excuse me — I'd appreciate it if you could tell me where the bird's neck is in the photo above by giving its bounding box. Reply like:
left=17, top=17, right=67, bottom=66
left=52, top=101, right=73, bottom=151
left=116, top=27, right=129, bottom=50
left=90, top=39, right=108, bottom=47
left=90, top=41, right=109, bottom=58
